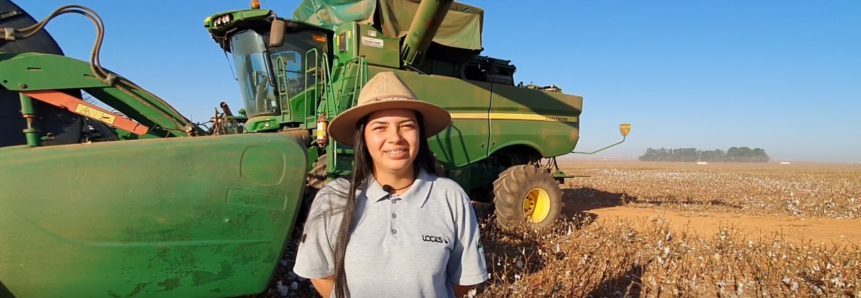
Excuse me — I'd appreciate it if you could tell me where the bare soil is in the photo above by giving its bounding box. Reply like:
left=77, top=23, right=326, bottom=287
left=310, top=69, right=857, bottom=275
left=556, top=159, right=861, bottom=247
left=564, top=199, right=861, bottom=247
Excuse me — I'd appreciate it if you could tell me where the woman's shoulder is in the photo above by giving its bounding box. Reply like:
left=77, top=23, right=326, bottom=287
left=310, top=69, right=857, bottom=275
left=430, top=175, right=462, bottom=190
left=307, top=177, right=352, bottom=213
left=429, top=175, right=470, bottom=202
left=320, top=176, right=352, bottom=193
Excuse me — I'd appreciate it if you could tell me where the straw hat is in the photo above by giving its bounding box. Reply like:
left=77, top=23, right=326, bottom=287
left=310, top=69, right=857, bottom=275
left=326, top=72, right=451, bottom=147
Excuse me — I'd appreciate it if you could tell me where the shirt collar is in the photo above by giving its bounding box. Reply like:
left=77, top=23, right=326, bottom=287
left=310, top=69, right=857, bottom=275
left=365, top=168, right=434, bottom=208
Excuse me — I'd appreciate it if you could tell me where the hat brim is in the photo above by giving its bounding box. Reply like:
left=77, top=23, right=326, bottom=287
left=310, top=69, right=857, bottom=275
left=327, top=100, right=452, bottom=147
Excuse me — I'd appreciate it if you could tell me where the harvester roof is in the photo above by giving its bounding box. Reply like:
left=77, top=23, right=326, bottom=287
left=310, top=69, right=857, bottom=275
left=291, top=0, right=484, bottom=51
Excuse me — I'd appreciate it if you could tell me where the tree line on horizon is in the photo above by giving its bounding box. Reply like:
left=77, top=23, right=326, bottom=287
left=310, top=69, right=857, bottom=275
left=638, top=147, right=771, bottom=163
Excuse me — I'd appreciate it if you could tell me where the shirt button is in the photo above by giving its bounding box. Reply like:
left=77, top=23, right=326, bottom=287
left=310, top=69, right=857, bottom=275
left=391, top=229, right=397, bottom=234
left=392, top=213, right=397, bottom=219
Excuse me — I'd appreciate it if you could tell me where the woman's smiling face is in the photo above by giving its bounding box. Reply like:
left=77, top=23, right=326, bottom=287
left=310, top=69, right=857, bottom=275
left=364, top=108, right=420, bottom=176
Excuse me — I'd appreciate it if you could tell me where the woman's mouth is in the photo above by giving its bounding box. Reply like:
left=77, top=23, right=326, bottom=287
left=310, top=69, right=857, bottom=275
left=384, top=149, right=408, bottom=158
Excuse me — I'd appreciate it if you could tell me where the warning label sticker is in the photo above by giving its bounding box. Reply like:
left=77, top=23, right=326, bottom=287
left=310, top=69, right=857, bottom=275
left=75, top=104, right=116, bottom=124
left=361, top=37, right=384, bottom=48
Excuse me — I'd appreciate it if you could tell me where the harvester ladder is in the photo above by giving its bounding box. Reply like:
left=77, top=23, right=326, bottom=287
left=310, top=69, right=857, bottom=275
left=334, top=57, right=368, bottom=110
left=328, top=56, right=368, bottom=177
left=304, top=48, right=320, bottom=124
left=312, top=52, right=336, bottom=125
left=275, top=56, right=287, bottom=101
left=274, top=55, right=292, bottom=117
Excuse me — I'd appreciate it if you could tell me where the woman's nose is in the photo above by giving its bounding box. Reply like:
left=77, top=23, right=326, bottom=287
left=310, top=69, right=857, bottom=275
left=385, top=128, right=403, bottom=142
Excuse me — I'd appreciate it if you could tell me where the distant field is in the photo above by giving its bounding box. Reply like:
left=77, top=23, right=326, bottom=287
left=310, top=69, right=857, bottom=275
left=558, top=159, right=861, bottom=219
left=250, top=160, right=861, bottom=297
left=472, top=160, right=861, bottom=297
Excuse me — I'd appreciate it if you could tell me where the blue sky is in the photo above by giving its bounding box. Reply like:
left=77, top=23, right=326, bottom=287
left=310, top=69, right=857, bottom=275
left=22, top=0, right=861, bottom=162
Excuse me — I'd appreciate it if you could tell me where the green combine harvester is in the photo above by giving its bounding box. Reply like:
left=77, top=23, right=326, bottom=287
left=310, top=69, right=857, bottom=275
left=203, top=0, right=631, bottom=227
left=0, top=0, right=630, bottom=297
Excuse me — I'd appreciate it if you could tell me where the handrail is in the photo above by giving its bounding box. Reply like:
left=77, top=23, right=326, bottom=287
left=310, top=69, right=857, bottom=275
left=275, top=55, right=288, bottom=108
left=348, top=56, right=369, bottom=107
left=317, top=52, right=336, bottom=122
left=304, top=48, right=319, bottom=121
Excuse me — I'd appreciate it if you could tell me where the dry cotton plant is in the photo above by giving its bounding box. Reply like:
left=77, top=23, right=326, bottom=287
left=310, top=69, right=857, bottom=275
left=560, top=163, right=861, bottom=219
left=248, top=162, right=861, bottom=298
left=471, top=214, right=861, bottom=298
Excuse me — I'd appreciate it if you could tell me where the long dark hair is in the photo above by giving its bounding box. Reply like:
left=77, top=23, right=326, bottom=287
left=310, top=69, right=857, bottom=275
left=331, top=111, right=439, bottom=298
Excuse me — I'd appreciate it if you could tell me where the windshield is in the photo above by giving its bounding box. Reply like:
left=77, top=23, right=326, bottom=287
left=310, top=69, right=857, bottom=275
left=230, top=30, right=278, bottom=117
left=269, top=30, right=328, bottom=110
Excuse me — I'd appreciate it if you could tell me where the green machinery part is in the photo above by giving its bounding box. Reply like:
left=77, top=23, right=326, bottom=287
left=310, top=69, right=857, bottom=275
left=203, top=0, right=632, bottom=233
left=0, top=0, right=118, bottom=146
left=1, top=3, right=310, bottom=298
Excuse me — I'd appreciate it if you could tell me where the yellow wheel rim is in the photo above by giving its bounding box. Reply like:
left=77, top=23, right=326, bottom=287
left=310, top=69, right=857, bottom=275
left=522, top=187, right=551, bottom=223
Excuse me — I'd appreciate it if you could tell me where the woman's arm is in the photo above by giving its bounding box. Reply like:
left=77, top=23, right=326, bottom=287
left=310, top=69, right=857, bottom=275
left=294, top=181, right=349, bottom=297
left=446, top=188, right=488, bottom=297
left=311, top=276, right=335, bottom=298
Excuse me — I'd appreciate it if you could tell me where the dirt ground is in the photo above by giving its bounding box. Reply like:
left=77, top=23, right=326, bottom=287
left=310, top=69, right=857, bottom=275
left=563, top=199, right=861, bottom=246
left=557, top=159, right=861, bottom=247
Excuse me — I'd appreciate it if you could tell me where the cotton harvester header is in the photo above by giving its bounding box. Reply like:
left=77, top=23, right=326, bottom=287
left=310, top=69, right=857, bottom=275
left=203, top=0, right=632, bottom=233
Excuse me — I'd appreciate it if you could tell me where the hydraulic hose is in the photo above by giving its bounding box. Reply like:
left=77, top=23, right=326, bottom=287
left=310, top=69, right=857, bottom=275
left=1, top=5, right=198, bottom=136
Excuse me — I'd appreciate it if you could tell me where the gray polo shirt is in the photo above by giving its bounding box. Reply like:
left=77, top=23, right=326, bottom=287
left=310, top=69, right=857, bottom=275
left=293, top=168, right=488, bottom=297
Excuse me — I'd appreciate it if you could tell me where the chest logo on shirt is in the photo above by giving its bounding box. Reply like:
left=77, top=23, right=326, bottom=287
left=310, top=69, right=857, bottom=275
left=422, top=235, right=448, bottom=244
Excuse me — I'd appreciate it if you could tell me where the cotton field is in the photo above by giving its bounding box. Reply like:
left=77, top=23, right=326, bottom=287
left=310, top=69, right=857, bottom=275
left=248, top=161, right=861, bottom=298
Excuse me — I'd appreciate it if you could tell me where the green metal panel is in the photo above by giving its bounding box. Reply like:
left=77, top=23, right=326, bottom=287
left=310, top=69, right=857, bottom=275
left=0, top=134, right=309, bottom=298
left=333, top=22, right=357, bottom=65
left=287, top=90, right=309, bottom=123
left=0, top=53, right=106, bottom=89
left=488, top=84, right=583, bottom=158
left=355, top=23, right=401, bottom=68
left=243, top=116, right=279, bottom=132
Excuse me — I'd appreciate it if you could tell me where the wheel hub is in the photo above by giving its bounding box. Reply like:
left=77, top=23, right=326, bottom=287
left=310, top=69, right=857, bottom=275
left=523, top=187, right=551, bottom=223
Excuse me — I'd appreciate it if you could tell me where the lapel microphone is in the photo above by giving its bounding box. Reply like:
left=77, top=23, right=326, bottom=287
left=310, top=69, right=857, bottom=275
left=381, top=185, right=400, bottom=201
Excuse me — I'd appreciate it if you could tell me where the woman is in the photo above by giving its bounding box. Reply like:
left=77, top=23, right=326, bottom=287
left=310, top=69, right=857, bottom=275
left=292, top=72, right=488, bottom=298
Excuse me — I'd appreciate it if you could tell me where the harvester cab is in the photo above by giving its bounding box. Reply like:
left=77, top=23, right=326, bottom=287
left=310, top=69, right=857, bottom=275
left=204, top=0, right=633, bottom=235
left=205, top=9, right=329, bottom=135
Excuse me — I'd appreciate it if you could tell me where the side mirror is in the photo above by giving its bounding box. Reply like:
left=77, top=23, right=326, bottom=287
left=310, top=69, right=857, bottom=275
left=619, top=123, right=631, bottom=137
left=269, top=19, right=286, bottom=47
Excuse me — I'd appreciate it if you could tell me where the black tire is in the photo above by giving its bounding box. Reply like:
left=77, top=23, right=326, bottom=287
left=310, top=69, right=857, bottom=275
left=0, top=0, right=85, bottom=147
left=492, top=164, right=563, bottom=231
